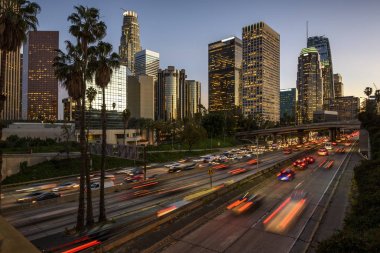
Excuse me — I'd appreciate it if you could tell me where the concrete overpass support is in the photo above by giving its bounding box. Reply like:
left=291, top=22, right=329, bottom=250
left=336, top=128, right=341, bottom=140
left=329, top=128, right=337, bottom=142
left=297, top=130, right=304, bottom=145
left=273, top=133, right=278, bottom=144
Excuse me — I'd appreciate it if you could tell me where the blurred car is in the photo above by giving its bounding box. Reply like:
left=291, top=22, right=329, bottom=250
left=227, top=192, right=263, bottom=214
left=124, top=174, right=144, bottom=183
left=318, top=148, right=329, bottom=156
left=277, top=168, right=295, bottom=181
left=332, top=142, right=337, bottom=146
left=90, top=180, right=115, bottom=189
left=283, top=148, right=292, bottom=155
left=115, top=169, right=132, bottom=174
left=246, top=159, right=259, bottom=165
left=305, top=156, right=315, bottom=164
left=16, top=183, right=57, bottom=193
left=292, top=159, right=308, bottom=170
left=52, top=182, right=79, bottom=192
left=35, top=192, right=61, bottom=202
left=228, top=168, right=247, bottom=175
left=164, top=162, right=181, bottom=168
left=17, top=191, right=45, bottom=203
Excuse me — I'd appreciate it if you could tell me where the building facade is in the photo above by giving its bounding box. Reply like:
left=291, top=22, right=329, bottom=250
left=185, top=80, right=201, bottom=118
left=307, top=36, right=334, bottom=109
left=127, top=75, right=155, bottom=119
left=134, top=49, right=159, bottom=80
left=280, top=88, right=297, bottom=124
left=22, top=31, right=59, bottom=121
left=156, top=66, right=187, bottom=121
left=332, top=96, right=360, bottom=121
left=119, top=11, right=141, bottom=74
left=208, top=36, right=242, bottom=112
left=333, top=73, right=343, bottom=97
left=242, top=22, right=280, bottom=122
left=0, top=49, right=21, bottom=120
left=86, top=65, right=128, bottom=112
left=296, top=47, right=323, bottom=124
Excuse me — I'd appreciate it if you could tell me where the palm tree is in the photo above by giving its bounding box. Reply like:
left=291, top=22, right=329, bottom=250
left=364, top=87, right=373, bottom=98
left=0, top=0, right=40, bottom=214
left=112, top=102, right=116, bottom=110
left=89, top=41, right=119, bottom=222
left=122, top=108, right=131, bottom=145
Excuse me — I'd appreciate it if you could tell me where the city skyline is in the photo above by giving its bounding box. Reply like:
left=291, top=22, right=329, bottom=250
left=29, top=0, right=380, bottom=117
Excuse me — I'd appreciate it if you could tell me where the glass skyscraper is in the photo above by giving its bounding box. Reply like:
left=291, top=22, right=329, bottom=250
left=242, top=22, right=280, bottom=122
left=185, top=80, right=201, bottom=118
left=296, top=47, right=323, bottom=124
left=134, top=49, right=159, bottom=80
left=280, top=88, right=297, bottom=124
left=208, top=36, right=242, bottom=112
left=307, top=36, right=334, bottom=109
left=333, top=73, right=343, bottom=97
left=119, top=11, right=141, bottom=74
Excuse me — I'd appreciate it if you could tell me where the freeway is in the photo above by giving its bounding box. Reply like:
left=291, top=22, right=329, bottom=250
left=3, top=146, right=309, bottom=251
left=160, top=141, right=357, bottom=253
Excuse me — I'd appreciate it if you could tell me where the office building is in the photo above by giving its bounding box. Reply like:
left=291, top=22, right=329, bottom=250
left=127, top=75, right=155, bottom=119
left=334, top=73, right=343, bottom=97
left=242, top=22, right=280, bottom=122
left=62, top=97, right=76, bottom=122
left=119, top=11, right=141, bottom=74
left=332, top=96, right=360, bottom=120
left=22, top=31, right=59, bottom=121
left=313, top=110, right=338, bottom=123
left=156, top=66, right=187, bottom=121
left=0, top=49, right=21, bottom=120
left=307, top=36, right=334, bottom=109
left=280, top=88, right=297, bottom=124
left=208, top=36, right=242, bottom=112
left=86, top=65, right=128, bottom=112
left=134, top=49, right=159, bottom=80
left=296, top=47, right=323, bottom=124
left=185, top=80, right=201, bottom=118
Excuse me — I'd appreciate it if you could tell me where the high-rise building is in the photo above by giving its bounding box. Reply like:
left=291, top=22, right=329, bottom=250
left=332, top=96, right=360, bottom=121
left=307, top=36, right=334, bottom=109
left=62, top=97, right=76, bottom=122
left=156, top=66, right=187, bottom=121
left=86, top=65, right=129, bottom=112
left=119, top=11, right=141, bottom=74
left=208, top=36, right=242, bottom=112
left=127, top=75, right=155, bottom=119
left=242, top=22, right=280, bottom=122
left=296, top=47, right=323, bottom=124
left=280, top=88, right=297, bottom=124
left=333, top=73, right=343, bottom=97
left=185, top=80, right=201, bottom=118
left=0, top=49, right=21, bottom=120
left=22, top=31, right=59, bottom=121
left=135, top=49, right=159, bottom=80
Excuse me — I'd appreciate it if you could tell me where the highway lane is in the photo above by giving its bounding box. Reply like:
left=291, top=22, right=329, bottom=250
left=3, top=148, right=306, bottom=250
left=160, top=143, right=355, bottom=253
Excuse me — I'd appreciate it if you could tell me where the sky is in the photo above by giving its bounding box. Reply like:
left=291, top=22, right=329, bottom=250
left=32, top=0, right=380, bottom=118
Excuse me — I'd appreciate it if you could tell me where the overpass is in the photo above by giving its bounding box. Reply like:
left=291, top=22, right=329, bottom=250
left=235, top=120, right=361, bottom=144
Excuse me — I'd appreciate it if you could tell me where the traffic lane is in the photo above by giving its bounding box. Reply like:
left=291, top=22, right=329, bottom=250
left=161, top=150, right=346, bottom=253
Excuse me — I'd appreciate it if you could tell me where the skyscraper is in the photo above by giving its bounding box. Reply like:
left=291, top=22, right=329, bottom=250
left=119, top=11, right=141, bottom=74
left=127, top=75, right=155, bottom=119
left=86, top=65, right=129, bottom=112
left=331, top=96, right=360, bottom=121
left=0, top=49, right=21, bottom=120
left=296, top=47, right=323, bottom=124
left=307, top=36, right=334, bottom=109
left=208, top=36, right=242, bottom=112
left=22, top=31, right=59, bottom=121
left=135, top=49, right=159, bottom=80
left=242, top=22, right=280, bottom=122
left=333, top=73, right=344, bottom=97
left=280, top=88, right=297, bottom=124
left=156, top=66, right=187, bottom=121
left=185, top=80, right=201, bottom=118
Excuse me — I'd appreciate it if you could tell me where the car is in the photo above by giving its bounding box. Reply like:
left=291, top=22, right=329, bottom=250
left=227, top=192, right=263, bottom=214
left=90, top=180, right=115, bottom=189
left=124, top=174, right=144, bottom=183
left=228, top=168, right=247, bottom=175
left=325, top=142, right=333, bottom=150
left=292, top=159, right=308, bottom=170
left=318, top=148, right=329, bottom=156
left=283, top=148, right=292, bottom=155
left=277, top=168, right=295, bottom=181
left=16, top=183, right=57, bottom=193
left=305, top=156, right=315, bottom=164
left=52, top=182, right=79, bottom=192
left=164, top=162, right=181, bottom=168
left=332, top=142, right=337, bottom=146
left=247, top=159, right=259, bottom=165
left=17, top=191, right=45, bottom=203
left=115, top=169, right=132, bottom=174
left=35, top=192, right=61, bottom=202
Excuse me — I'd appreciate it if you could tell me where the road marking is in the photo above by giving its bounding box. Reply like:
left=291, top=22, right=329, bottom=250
left=294, top=181, right=304, bottom=190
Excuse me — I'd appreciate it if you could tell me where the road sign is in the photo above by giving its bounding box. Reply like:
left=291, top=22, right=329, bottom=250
left=208, top=168, right=214, bottom=175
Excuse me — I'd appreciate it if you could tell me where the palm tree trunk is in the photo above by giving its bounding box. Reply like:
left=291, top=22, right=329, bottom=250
left=123, top=124, right=126, bottom=145
left=0, top=50, right=5, bottom=214
left=85, top=103, right=94, bottom=227
left=76, top=98, right=86, bottom=231
left=99, top=87, right=107, bottom=222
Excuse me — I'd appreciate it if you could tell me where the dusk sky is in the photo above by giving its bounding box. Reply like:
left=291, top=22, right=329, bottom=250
left=32, top=0, right=380, bottom=118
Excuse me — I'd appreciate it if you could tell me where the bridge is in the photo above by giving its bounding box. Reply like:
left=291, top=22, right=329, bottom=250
left=235, top=120, right=361, bottom=144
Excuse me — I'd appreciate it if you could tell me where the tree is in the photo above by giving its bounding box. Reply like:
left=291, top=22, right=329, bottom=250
left=364, top=87, right=373, bottom=98
left=112, top=102, right=116, bottom=110
left=0, top=0, right=40, bottom=214
left=122, top=108, right=131, bottom=145
left=181, top=121, right=207, bottom=151
left=89, top=41, right=119, bottom=222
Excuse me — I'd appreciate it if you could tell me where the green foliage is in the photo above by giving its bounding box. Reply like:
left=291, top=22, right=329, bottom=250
left=181, top=121, right=207, bottom=151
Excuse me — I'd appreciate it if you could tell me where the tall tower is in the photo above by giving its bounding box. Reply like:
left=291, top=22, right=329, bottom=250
left=307, top=36, right=334, bottom=109
left=119, top=10, right=141, bottom=74
left=208, top=36, right=242, bottom=112
left=135, top=49, right=159, bottom=81
left=185, top=80, right=201, bottom=118
left=242, top=22, right=280, bottom=122
left=296, top=47, right=323, bottom=124
left=333, top=73, right=343, bottom=97
left=22, top=31, right=59, bottom=121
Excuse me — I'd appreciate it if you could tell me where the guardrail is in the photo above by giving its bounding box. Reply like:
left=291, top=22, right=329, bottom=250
left=89, top=148, right=316, bottom=252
